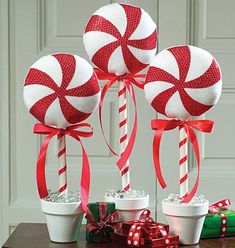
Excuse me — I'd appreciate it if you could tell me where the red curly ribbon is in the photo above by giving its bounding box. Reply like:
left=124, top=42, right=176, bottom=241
left=86, top=202, right=121, bottom=242
left=209, top=199, right=231, bottom=237
left=151, top=119, right=214, bottom=203
left=127, top=209, right=170, bottom=247
left=95, top=68, right=145, bottom=171
left=34, top=122, right=93, bottom=213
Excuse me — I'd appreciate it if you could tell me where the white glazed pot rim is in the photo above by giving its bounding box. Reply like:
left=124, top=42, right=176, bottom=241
left=162, top=198, right=209, bottom=217
left=105, top=194, right=149, bottom=210
left=41, top=199, right=83, bottom=215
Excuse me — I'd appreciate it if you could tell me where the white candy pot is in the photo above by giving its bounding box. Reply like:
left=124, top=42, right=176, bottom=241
left=41, top=199, right=84, bottom=243
left=162, top=198, right=209, bottom=245
left=105, top=194, right=149, bottom=221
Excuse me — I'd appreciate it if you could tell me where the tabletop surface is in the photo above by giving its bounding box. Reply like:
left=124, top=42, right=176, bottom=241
left=2, top=223, right=235, bottom=248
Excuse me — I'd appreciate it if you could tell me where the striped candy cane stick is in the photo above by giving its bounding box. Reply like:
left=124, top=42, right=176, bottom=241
left=57, top=134, right=68, bottom=194
left=179, top=126, right=188, bottom=198
left=119, top=80, right=130, bottom=191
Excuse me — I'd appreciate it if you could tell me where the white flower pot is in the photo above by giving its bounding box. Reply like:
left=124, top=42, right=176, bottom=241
left=162, top=198, right=209, bottom=245
left=41, top=199, right=84, bottom=243
left=104, top=194, right=149, bottom=221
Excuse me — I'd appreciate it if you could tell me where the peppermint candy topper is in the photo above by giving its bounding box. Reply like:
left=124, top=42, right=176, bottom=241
left=24, top=53, right=100, bottom=128
left=145, top=45, right=222, bottom=120
left=83, top=3, right=157, bottom=76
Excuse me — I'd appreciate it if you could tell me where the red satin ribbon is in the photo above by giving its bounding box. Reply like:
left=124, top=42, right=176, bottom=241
left=34, top=122, right=93, bottom=213
left=95, top=68, right=145, bottom=172
left=86, top=202, right=121, bottom=242
left=151, top=119, right=214, bottom=203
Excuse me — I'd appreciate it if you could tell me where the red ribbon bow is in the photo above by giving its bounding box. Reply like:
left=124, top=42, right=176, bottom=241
left=34, top=122, right=93, bottom=213
left=86, top=202, right=121, bottom=242
left=151, top=119, right=214, bottom=203
left=209, top=199, right=231, bottom=237
left=95, top=68, right=145, bottom=172
left=127, top=209, right=170, bottom=247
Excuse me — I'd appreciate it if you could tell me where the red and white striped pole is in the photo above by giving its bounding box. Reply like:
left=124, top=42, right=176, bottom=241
left=119, top=80, right=130, bottom=191
left=179, top=126, right=188, bottom=198
left=57, top=134, right=68, bottom=194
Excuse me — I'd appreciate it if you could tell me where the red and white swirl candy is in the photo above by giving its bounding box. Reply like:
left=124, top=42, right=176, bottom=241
left=83, top=3, right=157, bottom=76
left=144, top=45, right=222, bottom=120
left=24, top=53, right=100, bottom=128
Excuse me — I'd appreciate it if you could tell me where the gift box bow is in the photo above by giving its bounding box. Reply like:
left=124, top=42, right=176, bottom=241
left=127, top=209, right=170, bottom=247
left=209, top=199, right=231, bottom=237
left=86, top=202, right=121, bottom=241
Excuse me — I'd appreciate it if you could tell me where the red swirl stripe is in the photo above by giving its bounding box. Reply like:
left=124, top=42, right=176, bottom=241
left=118, top=87, right=126, bottom=97
left=179, top=137, right=187, bottom=147
left=120, top=134, right=128, bottom=143
left=121, top=166, right=130, bottom=176
left=58, top=147, right=66, bottom=158
left=119, top=104, right=127, bottom=113
left=59, top=183, right=67, bottom=193
left=179, top=174, right=188, bottom=184
left=124, top=185, right=130, bottom=191
left=179, top=156, right=188, bottom=165
left=58, top=165, right=67, bottom=176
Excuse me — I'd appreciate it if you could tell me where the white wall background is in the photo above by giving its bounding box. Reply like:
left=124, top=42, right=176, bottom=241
left=1, top=0, right=235, bottom=245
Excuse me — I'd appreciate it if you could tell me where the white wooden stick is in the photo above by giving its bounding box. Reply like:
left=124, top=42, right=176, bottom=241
left=58, top=134, right=68, bottom=194
left=119, top=81, right=130, bottom=191
left=179, top=127, right=188, bottom=198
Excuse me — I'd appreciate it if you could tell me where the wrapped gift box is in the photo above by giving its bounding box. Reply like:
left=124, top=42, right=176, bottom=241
left=112, top=231, right=179, bottom=247
left=113, top=209, right=178, bottom=247
left=201, top=210, right=235, bottom=239
left=86, top=202, right=118, bottom=243
left=122, top=221, right=169, bottom=239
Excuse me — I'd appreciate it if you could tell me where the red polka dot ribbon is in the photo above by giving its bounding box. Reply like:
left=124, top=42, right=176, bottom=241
left=34, top=122, right=93, bottom=213
left=95, top=68, right=145, bottom=172
left=151, top=118, right=214, bottom=203
left=209, top=199, right=231, bottom=237
left=127, top=209, right=170, bottom=247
